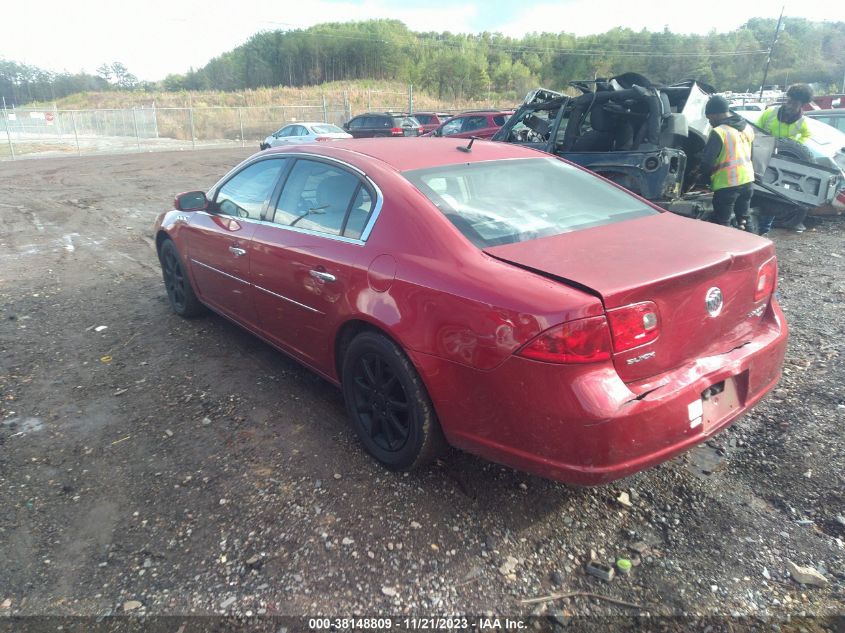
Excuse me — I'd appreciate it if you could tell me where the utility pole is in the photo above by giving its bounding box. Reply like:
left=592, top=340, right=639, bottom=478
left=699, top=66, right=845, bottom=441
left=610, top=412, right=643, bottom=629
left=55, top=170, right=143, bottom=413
left=759, top=6, right=785, bottom=101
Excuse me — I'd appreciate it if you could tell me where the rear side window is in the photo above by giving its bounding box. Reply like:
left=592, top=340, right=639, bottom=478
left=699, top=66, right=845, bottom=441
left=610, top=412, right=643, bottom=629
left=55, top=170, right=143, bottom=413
left=214, top=159, right=287, bottom=220
left=493, top=115, right=509, bottom=126
left=404, top=157, right=657, bottom=247
left=272, top=160, right=373, bottom=238
left=312, top=124, right=345, bottom=134
left=462, top=116, right=488, bottom=132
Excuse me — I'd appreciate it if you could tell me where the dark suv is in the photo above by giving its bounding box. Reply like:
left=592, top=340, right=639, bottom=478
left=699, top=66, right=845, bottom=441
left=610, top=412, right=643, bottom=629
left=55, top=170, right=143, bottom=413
left=343, top=113, right=421, bottom=138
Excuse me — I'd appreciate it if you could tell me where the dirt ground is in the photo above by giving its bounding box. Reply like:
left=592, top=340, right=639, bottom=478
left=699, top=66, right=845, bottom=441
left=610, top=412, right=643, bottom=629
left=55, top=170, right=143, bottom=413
left=1, top=150, right=844, bottom=629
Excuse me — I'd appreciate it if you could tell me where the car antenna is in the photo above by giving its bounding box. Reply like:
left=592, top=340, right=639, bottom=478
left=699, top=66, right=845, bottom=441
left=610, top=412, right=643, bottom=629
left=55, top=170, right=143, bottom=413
left=457, top=137, right=477, bottom=153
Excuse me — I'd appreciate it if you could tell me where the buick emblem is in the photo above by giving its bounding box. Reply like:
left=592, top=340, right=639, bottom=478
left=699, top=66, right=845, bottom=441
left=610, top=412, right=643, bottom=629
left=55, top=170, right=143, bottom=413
left=705, top=287, right=723, bottom=317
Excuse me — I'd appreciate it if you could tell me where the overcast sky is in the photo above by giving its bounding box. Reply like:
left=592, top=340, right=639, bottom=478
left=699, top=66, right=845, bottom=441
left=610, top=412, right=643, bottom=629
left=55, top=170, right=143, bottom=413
left=0, top=0, right=838, bottom=81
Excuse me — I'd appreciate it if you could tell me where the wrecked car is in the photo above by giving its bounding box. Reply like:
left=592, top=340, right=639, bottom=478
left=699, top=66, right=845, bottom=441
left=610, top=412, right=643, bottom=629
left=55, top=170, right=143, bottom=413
left=492, top=73, right=842, bottom=228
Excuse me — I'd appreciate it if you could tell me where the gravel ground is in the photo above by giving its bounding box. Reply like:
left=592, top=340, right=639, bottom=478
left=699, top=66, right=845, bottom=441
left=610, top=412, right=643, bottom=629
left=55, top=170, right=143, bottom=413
left=0, top=150, right=843, bottom=630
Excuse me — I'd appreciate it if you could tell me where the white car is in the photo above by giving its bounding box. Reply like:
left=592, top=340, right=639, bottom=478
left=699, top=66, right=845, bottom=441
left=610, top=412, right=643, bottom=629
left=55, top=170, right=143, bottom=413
left=260, top=122, right=352, bottom=150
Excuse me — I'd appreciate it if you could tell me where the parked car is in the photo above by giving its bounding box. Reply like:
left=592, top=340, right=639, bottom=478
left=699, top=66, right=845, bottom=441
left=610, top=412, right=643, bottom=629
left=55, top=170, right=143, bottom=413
left=259, top=122, right=351, bottom=150
left=805, top=108, right=845, bottom=133
left=154, top=138, right=787, bottom=485
left=411, top=112, right=454, bottom=134
left=493, top=74, right=841, bottom=227
left=343, top=112, right=421, bottom=138
left=426, top=110, right=512, bottom=139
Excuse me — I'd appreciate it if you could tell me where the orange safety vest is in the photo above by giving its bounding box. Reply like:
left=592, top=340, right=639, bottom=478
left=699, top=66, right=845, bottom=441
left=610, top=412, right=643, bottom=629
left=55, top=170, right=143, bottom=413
left=711, top=124, right=755, bottom=191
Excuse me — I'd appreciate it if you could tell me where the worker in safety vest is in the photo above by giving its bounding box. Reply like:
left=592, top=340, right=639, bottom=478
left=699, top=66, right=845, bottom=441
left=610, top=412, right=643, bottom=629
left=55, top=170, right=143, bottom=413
left=756, top=83, right=814, bottom=235
left=700, top=95, right=755, bottom=229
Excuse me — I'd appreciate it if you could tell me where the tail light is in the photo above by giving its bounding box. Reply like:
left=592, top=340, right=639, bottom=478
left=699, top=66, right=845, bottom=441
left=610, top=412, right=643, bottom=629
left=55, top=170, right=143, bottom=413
left=606, top=301, right=660, bottom=353
left=754, top=257, right=777, bottom=302
left=390, top=127, right=404, bottom=135
left=517, top=316, right=612, bottom=364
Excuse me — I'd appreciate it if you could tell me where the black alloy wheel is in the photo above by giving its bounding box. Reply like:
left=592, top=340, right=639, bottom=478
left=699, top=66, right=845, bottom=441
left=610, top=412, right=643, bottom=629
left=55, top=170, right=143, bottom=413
left=159, top=239, right=205, bottom=317
left=351, top=351, right=411, bottom=452
left=342, top=332, right=444, bottom=470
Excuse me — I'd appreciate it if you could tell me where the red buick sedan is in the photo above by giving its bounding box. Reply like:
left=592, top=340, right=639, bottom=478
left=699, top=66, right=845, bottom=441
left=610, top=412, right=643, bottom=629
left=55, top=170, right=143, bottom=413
left=154, top=139, right=787, bottom=485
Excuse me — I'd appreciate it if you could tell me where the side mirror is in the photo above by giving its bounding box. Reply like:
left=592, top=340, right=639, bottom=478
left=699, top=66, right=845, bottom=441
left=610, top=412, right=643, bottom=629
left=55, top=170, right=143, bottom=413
left=342, top=123, right=349, bottom=130
left=174, top=191, right=208, bottom=211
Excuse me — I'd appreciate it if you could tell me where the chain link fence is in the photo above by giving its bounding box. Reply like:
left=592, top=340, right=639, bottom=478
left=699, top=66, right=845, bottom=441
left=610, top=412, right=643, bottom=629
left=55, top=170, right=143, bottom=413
left=0, top=102, right=353, bottom=160
left=0, top=85, right=509, bottom=161
left=0, top=87, right=407, bottom=160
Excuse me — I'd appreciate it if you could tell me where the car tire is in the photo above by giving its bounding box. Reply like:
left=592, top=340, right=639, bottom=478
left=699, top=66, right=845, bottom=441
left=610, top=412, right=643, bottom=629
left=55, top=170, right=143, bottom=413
left=341, top=331, right=445, bottom=471
left=158, top=239, right=206, bottom=318
left=775, top=137, right=813, bottom=163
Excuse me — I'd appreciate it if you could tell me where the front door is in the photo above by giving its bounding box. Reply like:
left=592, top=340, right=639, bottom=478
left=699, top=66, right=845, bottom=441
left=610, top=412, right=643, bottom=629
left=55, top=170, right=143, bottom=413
left=186, top=157, right=288, bottom=328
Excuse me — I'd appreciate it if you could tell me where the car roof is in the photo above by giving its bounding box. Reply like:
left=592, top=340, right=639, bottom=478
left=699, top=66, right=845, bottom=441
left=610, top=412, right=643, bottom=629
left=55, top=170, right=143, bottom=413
left=807, top=108, right=845, bottom=116
left=282, top=121, right=342, bottom=127
left=451, top=110, right=513, bottom=116
left=263, top=137, right=547, bottom=172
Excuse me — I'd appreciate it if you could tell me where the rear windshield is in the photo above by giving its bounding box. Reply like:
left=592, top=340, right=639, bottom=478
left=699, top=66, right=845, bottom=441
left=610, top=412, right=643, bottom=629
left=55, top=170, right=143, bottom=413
left=393, top=117, right=419, bottom=127
left=403, top=157, right=657, bottom=247
left=414, top=114, right=432, bottom=124
left=312, top=124, right=346, bottom=134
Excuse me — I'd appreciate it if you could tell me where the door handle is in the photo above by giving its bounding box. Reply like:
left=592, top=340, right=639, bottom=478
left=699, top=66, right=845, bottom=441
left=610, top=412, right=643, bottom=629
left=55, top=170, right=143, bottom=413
left=309, top=269, right=336, bottom=283
left=228, top=245, right=247, bottom=257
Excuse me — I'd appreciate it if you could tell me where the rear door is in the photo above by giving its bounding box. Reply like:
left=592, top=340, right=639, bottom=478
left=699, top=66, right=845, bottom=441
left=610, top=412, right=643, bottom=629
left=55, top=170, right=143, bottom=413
left=186, top=157, right=288, bottom=329
left=250, top=157, right=377, bottom=371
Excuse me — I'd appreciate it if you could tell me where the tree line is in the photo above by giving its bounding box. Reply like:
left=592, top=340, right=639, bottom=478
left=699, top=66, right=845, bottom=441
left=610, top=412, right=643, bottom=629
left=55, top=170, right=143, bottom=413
left=2, top=18, right=844, bottom=107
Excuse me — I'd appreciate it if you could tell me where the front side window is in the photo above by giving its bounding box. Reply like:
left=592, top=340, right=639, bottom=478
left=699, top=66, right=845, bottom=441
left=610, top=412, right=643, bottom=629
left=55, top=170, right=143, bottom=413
left=441, top=118, right=463, bottom=136
left=272, top=160, right=374, bottom=238
left=493, top=115, right=509, bottom=126
left=348, top=117, right=364, bottom=129
left=214, top=159, right=287, bottom=220
left=404, top=157, right=657, bottom=248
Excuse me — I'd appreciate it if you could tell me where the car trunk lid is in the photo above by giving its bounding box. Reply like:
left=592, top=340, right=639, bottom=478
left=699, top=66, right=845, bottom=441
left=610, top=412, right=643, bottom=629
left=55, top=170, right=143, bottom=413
left=485, top=213, right=775, bottom=382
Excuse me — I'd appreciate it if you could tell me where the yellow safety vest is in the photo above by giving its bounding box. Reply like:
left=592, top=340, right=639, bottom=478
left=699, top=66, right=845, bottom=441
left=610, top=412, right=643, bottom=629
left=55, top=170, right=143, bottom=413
left=711, top=124, right=755, bottom=191
left=757, top=107, right=811, bottom=144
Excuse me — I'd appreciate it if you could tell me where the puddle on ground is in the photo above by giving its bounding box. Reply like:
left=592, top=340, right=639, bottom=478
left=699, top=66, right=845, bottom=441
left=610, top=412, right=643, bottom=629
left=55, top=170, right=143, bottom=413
left=686, top=443, right=726, bottom=479
left=2, top=417, right=45, bottom=435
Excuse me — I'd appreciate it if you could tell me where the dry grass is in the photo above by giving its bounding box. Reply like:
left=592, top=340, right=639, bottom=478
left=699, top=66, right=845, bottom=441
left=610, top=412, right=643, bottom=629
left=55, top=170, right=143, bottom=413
left=31, top=80, right=512, bottom=116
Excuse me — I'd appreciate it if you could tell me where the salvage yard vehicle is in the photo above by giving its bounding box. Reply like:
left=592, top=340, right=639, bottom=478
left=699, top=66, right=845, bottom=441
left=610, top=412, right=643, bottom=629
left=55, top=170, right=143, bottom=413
left=259, top=122, right=352, bottom=150
left=493, top=74, right=841, bottom=227
left=154, top=138, right=787, bottom=485
left=411, top=112, right=454, bottom=134
left=342, top=112, right=421, bottom=138
left=424, top=110, right=513, bottom=139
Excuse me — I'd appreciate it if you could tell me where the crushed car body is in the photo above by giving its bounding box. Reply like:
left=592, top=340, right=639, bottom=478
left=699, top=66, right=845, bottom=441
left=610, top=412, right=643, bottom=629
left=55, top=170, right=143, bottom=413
left=493, top=73, right=842, bottom=224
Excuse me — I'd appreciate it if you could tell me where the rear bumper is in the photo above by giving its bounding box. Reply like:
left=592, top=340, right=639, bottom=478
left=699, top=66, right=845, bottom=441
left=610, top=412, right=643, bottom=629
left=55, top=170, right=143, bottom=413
left=411, top=300, right=787, bottom=486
